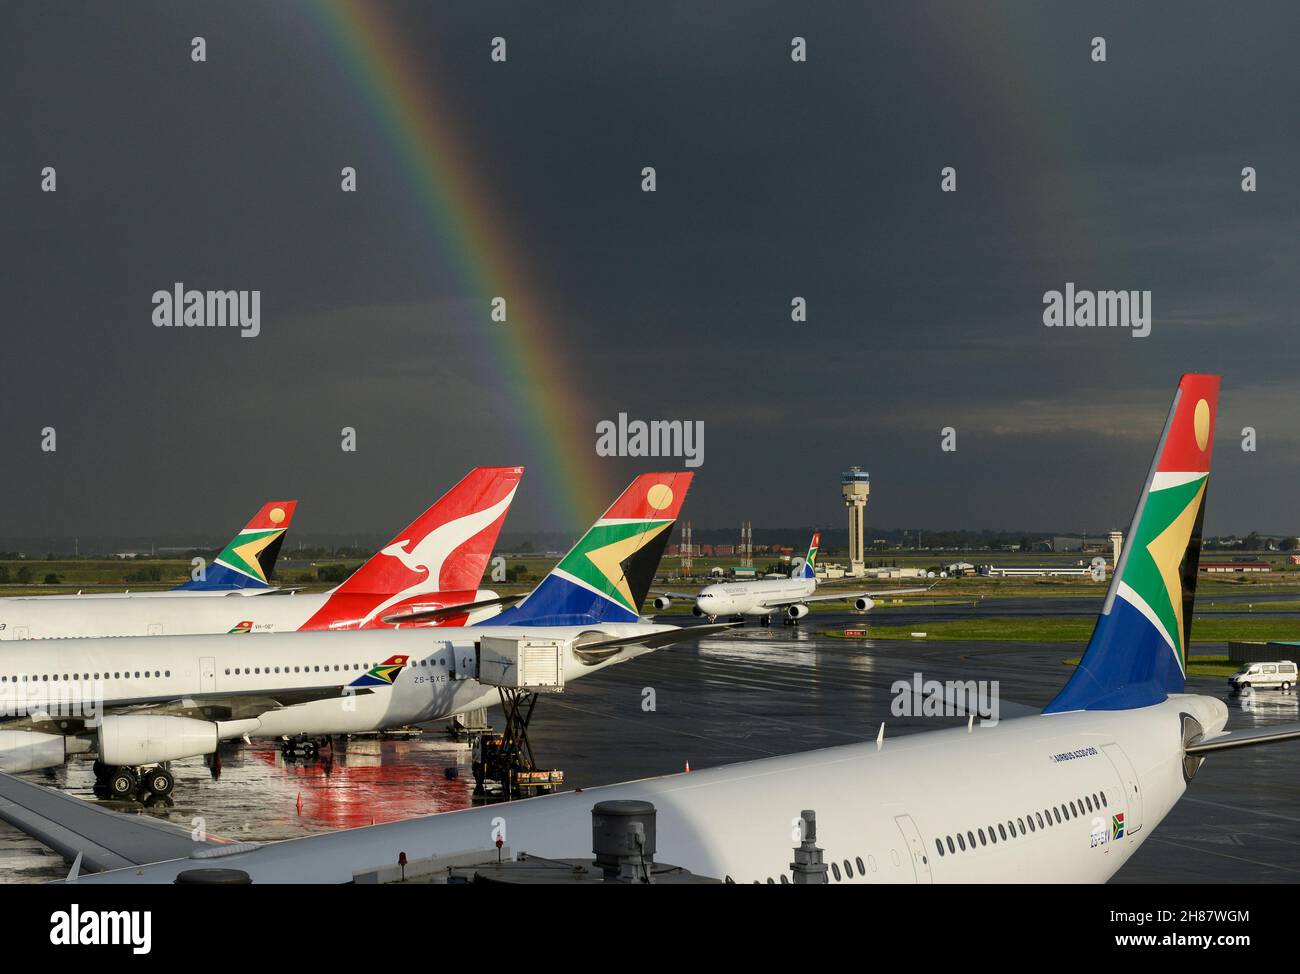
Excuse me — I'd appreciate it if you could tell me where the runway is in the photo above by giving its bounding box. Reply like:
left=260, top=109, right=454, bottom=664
left=2, top=612, right=1298, bottom=883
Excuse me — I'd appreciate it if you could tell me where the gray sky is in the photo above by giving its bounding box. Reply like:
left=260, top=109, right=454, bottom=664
left=3, top=1, right=1298, bottom=544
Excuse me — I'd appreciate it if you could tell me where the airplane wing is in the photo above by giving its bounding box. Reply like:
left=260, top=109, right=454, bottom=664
left=379, top=594, right=522, bottom=625
left=757, top=587, right=931, bottom=610
left=1186, top=722, right=1300, bottom=755
left=652, top=591, right=701, bottom=601
left=573, top=622, right=742, bottom=663
left=0, top=770, right=227, bottom=873
left=1, top=684, right=367, bottom=734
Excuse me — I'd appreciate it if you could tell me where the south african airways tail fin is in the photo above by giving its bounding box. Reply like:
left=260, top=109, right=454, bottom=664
left=489, top=472, right=694, bottom=627
left=1044, top=374, right=1219, bottom=713
left=173, top=500, right=297, bottom=592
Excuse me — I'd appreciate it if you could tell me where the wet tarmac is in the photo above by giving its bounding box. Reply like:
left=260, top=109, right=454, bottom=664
left=3, top=610, right=1300, bottom=883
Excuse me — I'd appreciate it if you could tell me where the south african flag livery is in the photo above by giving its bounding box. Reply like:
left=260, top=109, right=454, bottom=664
left=174, top=500, right=297, bottom=591
left=348, top=655, right=410, bottom=688
left=1045, top=374, right=1219, bottom=713
left=490, top=473, right=694, bottom=627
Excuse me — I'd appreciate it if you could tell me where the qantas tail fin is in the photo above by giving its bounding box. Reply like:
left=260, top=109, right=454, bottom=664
left=174, top=501, right=297, bottom=591
left=490, top=472, right=694, bottom=627
left=335, top=466, right=523, bottom=596
left=796, top=532, right=820, bottom=579
left=1043, top=374, right=1219, bottom=713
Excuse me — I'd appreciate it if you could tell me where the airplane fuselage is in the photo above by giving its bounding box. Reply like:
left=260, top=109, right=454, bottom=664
left=0, top=588, right=503, bottom=640
left=0, top=622, right=673, bottom=771
left=695, top=577, right=816, bottom=617
left=69, top=693, right=1228, bottom=883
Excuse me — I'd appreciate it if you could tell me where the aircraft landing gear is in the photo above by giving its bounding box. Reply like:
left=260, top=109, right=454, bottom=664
left=760, top=614, right=773, bottom=626
left=94, top=762, right=175, bottom=802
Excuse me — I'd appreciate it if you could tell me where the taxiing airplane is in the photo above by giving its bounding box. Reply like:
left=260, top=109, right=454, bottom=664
left=52, top=373, right=1300, bottom=884
left=654, top=532, right=928, bottom=624
left=0, top=472, right=724, bottom=803
left=0, top=468, right=521, bottom=640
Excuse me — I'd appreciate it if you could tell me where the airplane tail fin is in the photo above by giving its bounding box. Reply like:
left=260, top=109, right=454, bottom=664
left=335, top=466, right=523, bottom=596
left=174, top=501, right=297, bottom=591
left=1043, top=373, right=1219, bottom=713
left=797, top=531, right=820, bottom=579
left=490, top=472, right=694, bottom=627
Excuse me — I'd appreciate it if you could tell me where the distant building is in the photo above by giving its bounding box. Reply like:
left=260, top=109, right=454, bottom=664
left=1202, top=561, right=1270, bottom=574
left=713, top=545, right=735, bottom=557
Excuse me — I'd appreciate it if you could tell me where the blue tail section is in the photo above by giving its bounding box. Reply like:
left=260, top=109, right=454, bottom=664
left=1043, top=374, right=1219, bottom=713
left=488, top=473, right=693, bottom=628
left=796, top=532, right=820, bottom=579
left=173, top=500, right=296, bottom=592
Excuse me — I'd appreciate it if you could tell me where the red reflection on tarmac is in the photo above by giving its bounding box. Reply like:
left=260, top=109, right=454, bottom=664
left=240, top=737, right=474, bottom=830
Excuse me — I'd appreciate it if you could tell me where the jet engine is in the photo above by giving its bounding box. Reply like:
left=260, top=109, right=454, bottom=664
left=854, top=597, right=876, bottom=612
left=98, top=714, right=218, bottom=766
left=786, top=604, right=810, bottom=620
left=653, top=596, right=673, bottom=610
left=0, top=730, right=88, bottom=773
left=692, top=604, right=705, bottom=617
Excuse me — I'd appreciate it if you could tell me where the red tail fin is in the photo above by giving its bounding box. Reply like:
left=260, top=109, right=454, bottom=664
left=338, top=466, right=523, bottom=595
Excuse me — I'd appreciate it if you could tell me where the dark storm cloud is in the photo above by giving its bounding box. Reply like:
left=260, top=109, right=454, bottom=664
left=1, top=0, right=1297, bottom=545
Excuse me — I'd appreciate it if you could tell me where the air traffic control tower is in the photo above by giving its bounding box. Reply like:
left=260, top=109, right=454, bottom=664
left=842, top=466, right=870, bottom=576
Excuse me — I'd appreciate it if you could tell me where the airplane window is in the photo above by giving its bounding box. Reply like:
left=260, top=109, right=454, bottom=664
left=978, top=828, right=986, bottom=846
left=935, top=839, right=945, bottom=856
left=274, top=667, right=280, bottom=674
left=1069, top=801, right=1078, bottom=817
left=966, top=831, right=975, bottom=849
left=956, top=834, right=966, bottom=851
left=765, top=878, right=775, bottom=884
left=988, top=825, right=997, bottom=844
left=998, top=824, right=1007, bottom=841
left=856, top=857, right=865, bottom=873
left=843, top=859, right=853, bottom=878
left=1026, top=816, right=1035, bottom=833
left=779, top=875, right=789, bottom=884
left=831, top=862, right=841, bottom=881
left=1085, top=796, right=1093, bottom=812
left=225, top=669, right=231, bottom=676
left=1053, top=807, right=1062, bottom=824
left=42, top=675, right=48, bottom=682
left=1100, top=792, right=1107, bottom=807
left=946, top=837, right=955, bottom=854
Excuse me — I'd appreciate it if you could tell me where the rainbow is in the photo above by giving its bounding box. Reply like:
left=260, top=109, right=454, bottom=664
left=311, top=0, right=611, bottom=528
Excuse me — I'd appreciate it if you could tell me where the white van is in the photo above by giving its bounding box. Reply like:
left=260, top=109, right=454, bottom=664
left=1228, top=660, right=1298, bottom=693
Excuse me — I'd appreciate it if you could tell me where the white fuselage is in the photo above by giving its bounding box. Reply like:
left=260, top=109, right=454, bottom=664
left=72, top=692, right=1228, bottom=883
left=695, top=577, right=815, bottom=617
left=0, top=589, right=501, bottom=640
left=0, top=622, right=671, bottom=771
